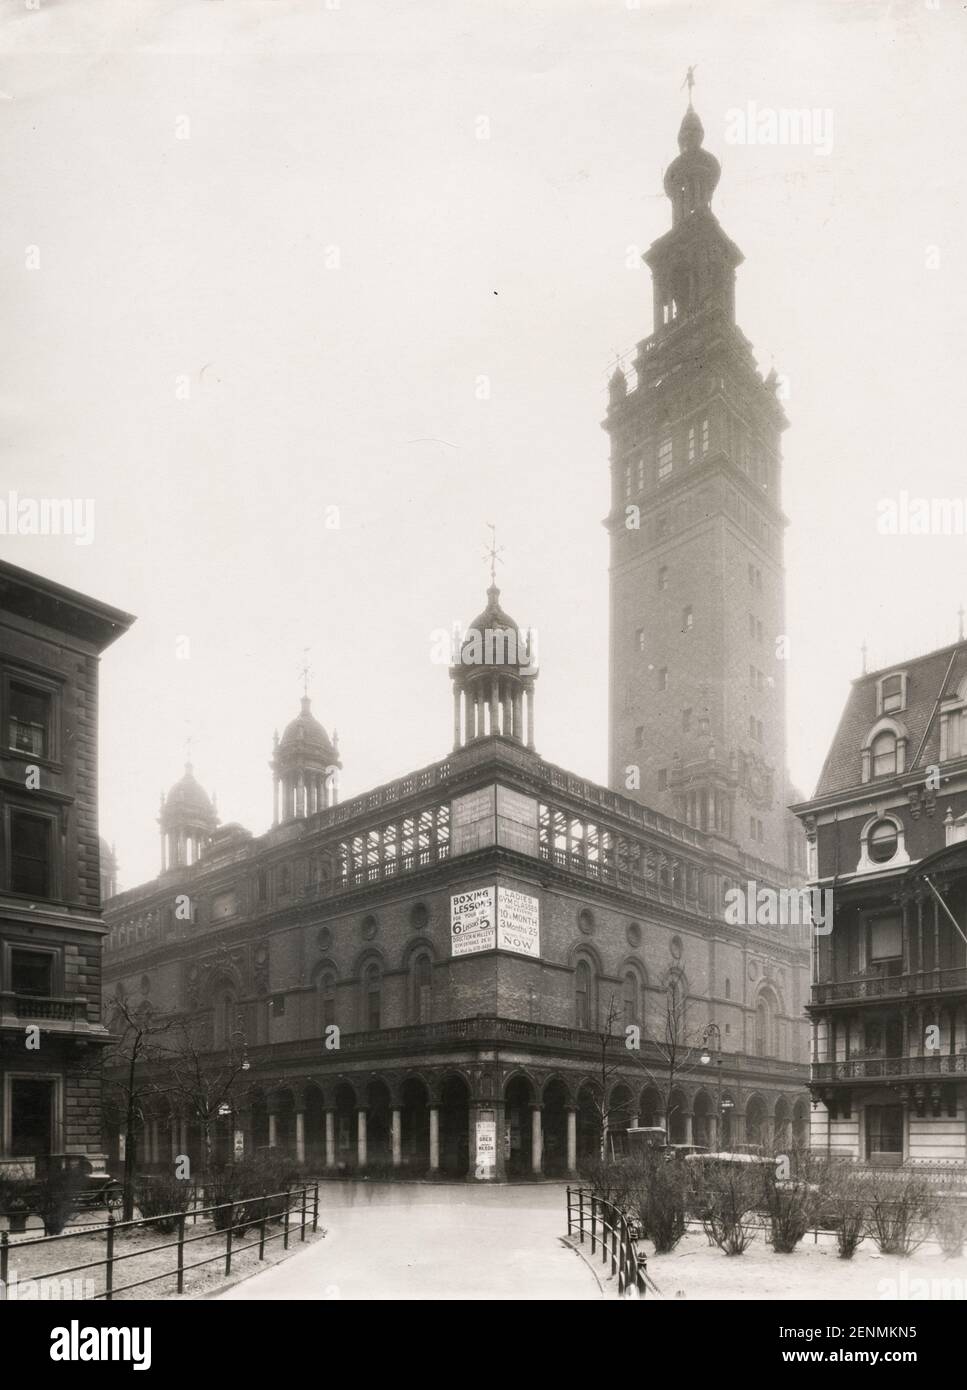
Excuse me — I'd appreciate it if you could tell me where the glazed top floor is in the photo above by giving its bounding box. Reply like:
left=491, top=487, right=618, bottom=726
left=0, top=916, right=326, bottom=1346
left=103, top=736, right=806, bottom=960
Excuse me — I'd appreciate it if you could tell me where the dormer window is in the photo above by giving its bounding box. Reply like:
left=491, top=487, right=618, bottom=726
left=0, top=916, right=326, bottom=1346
left=861, top=717, right=907, bottom=783
left=877, top=672, right=906, bottom=715
left=871, top=731, right=898, bottom=777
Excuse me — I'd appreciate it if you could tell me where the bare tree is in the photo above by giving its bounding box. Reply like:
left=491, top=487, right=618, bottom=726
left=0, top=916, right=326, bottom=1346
left=98, top=996, right=174, bottom=1220
left=151, top=1020, right=251, bottom=1180
left=628, top=978, right=698, bottom=1143
left=581, top=994, right=638, bottom=1160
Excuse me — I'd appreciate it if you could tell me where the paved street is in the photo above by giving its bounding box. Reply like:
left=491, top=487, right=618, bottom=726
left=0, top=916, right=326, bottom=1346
left=217, top=1182, right=600, bottom=1301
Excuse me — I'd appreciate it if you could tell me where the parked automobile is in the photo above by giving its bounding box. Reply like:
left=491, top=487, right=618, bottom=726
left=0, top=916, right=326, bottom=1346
left=37, top=1154, right=123, bottom=1211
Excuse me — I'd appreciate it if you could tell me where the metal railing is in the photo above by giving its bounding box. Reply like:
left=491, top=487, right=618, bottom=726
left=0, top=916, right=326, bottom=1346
left=813, top=1054, right=967, bottom=1082
left=565, top=1186, right=646, bottom=1298
left=811, top=967, right=967, bottom=1004
left=0, top=1183, right=318, bottom=1301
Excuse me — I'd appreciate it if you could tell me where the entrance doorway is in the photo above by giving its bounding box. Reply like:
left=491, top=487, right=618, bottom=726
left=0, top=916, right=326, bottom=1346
left=10, top=1078, right=55, bottom=1160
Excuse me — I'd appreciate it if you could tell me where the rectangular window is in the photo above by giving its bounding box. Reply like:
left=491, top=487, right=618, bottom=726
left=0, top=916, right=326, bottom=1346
left=272, top=994, right=286, bottom=1017
left=701, top=417, right=709, bottom=454
left=624, top=463, right=632, bottom=498
left=868, top=913, right=902, bottom=962
left=658, top=667, right=668, bottom=691
left=682, top=606, right=693, bottom=632
left=658, top=566, right=668, bottom=591
left=749, top=664, right=756, bottom=687
left=10, top=812, right=51, bottom=897
left=881, top=674, right=904, bottom=713
left=635, top=628, right=645, bottom=652
left=688, top=426, right=696, bottom=463
left=682, top=708, right=692, bottom=732
left=658, top=435, right=673, bottom=480
left=11, top=948, right=54, bottom=997
left=637, top=455, right=645, bottom=492
left=866, top=1104, right=904, bottom=1160
left=634, top=725, right=644, bottom=747
left=657, top=769, right=668, bottom=791
left=9, top=683, right=51, bottom=758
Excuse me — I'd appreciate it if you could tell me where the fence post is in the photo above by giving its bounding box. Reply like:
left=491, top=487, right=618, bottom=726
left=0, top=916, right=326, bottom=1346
left=590, top=1193, right=596, bottom=1255
left=312, top=1181, right=319, bottom=1235
left=566, top=1185, right=572, bottom=1238
left=283, top=1189, right=291, bottom=1251
left=225, top=1203, right=235, bottom=1277
left=105, top=1213, right=115, bottom=1302
left=611, top=1215, right=617, bottom=1276
left=300, top=1187, right=307, bottom=1243
left=578, top=1188, right=585, bottom=1243
left=0, top=1231, right=8, bottom=1299
left=176, top=1212, right=186, bottom=1295
left=259, top=1210, right=267, bottom=1261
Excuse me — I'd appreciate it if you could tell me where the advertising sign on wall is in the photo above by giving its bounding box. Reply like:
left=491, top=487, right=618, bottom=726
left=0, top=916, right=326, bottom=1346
left=450, top=886, right=496, bottom=956
left=496, top=886, right=541, bottom=957
left=475, top=1117, right=497, bottom=1180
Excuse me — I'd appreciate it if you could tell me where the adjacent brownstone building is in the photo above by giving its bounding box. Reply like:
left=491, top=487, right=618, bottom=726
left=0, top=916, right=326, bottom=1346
left=0, top=559, right=133, bottom=1172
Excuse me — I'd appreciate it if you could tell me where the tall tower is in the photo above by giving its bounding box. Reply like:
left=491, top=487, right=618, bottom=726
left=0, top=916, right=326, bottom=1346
left=606, top=96, right=791, bottom=870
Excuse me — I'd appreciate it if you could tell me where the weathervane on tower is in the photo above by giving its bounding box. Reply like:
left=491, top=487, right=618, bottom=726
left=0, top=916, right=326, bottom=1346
left=682, top=64, right=697, bottom=103
left=298, top=647, right=312, bottom=700
left=483, top=522, right=505, bottom=588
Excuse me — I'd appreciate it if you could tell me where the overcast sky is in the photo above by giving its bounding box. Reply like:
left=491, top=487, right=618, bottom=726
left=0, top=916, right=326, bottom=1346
left=2, top=0, right=965, bottom=889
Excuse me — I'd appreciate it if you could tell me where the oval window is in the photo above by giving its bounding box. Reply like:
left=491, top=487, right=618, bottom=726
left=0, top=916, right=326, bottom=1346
left=869, top=820, right=898, bottom=863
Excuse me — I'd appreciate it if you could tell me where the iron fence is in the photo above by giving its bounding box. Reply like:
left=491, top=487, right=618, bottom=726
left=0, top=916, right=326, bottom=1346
left=0, top=1183, right=318, bottom=1301
left=565, top=1186, right=646, bottom=1298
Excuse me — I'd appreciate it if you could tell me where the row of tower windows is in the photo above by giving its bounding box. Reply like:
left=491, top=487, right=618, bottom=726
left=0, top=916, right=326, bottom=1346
left=622, top=416, right=711, bottom=497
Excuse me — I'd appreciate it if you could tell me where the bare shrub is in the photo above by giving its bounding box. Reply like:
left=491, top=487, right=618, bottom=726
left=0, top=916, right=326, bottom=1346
left=136, top=1174, right=193, bottom=1233
left=821, top=1163, right=872, bottom=1260
left=637, top=1153, right=689, bottom=1254
left=865, top=1174, right=935, bottom=1257
left=932, top=1198, right=967, bottom=1259
left=690, top=1158, right=766, bottom=1256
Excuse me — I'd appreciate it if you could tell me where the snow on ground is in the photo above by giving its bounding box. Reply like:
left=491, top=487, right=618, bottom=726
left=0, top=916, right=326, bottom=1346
left=643, top=1227, right=967, bottom=1301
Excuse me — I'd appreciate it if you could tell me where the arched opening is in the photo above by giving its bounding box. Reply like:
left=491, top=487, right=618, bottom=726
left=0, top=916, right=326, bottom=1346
left=305, top=1085, right=326, bottom=1168
left=692, top=1090, right=713, bottom=1149
left=574, top=959, right=594, bottom=1030
left=362, top=964, right=382, bottom=1031
left=576, top=1083, right=601, bottom=1168
left=720, top=1094, right=736, bottom=1150
left=667, top=1087, right=688, bottom=1145
left=608, top=1083, right=634, bottom=1157
left=542, top=1080, right=569, bottom=1178
left=638, top=1086, right=664, bottom=1131
left=504, top=1075, right=536, bottom=1177
left=411, top=952, right=432, bottom=1024
left=622, top=971, right=640, bottom=1027
left=745, top=1094, right=768, bottom=1148
left=439, top=1075, right=470, bottom=1177
left=316, top=971, right=336, bottom=1034
left=270, top=1090, right=296, bottom=1157
left=792, top=1099, right=809, bottom=1148
left=401, top=1077, right=430, bottom=1173
left=774, top=1097, right=790, bottom=1151
left=366, top=1079, right=392, bottom=1166
left=333, top=1081, right=357, bottom=1170
left=250, top=1092, right=270, bottom=1155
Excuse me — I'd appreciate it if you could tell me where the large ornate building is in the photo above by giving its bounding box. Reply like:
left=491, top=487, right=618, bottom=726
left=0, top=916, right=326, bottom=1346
left=796, top=643, right=967, bottom=1166
left=102, top=97, right=810, bottom=1180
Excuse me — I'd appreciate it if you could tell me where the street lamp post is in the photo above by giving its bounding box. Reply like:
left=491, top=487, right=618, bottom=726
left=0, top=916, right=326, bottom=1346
left=700, top=1022, right=724, bottom=1150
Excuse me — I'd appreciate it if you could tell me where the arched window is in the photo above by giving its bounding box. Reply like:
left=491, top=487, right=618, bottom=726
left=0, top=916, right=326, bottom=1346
left=755, top=998, right=769, bottom=1057
left=575, top=960, right=593, bottom=1030
left=219, top=991, right=238, bottom=1046
left=869, top=819, right=899, bottom=863
left=622, top=971, right=639, bottom=1026
left=364, top=964, right=381, bottom=1031
left=317, top=971, right=336, bottom=1031
left=871, top=731, right=898, bottom=777
left=412, top=953, right=432, bottom=1025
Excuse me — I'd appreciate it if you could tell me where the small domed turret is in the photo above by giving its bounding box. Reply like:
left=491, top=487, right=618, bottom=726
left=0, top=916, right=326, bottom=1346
left=159, top=763, right=217, bottom=871
left=272, top=696, right=341, bottom=824
left=450, top=581, right=538, bottom=751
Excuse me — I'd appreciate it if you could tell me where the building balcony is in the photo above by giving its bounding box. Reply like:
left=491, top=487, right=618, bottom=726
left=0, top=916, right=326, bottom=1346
left=810, top=966, right=967, bottom=1008
left=243, top=1014, right=808, bottom=1079
left=0, top=991, right=90, bottom=1029
left=812, top=1053, right=967, bottom=1084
